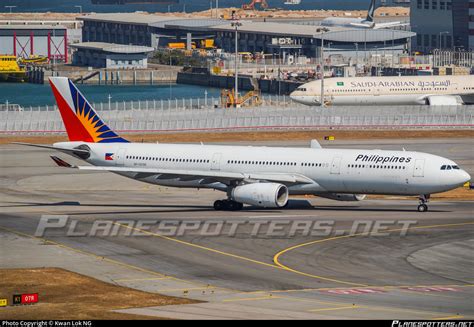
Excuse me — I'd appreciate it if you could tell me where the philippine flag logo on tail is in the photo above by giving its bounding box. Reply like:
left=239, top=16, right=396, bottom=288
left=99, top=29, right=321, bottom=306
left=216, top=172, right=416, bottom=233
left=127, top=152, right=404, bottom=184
left=105, top=153, right=114, bottom=161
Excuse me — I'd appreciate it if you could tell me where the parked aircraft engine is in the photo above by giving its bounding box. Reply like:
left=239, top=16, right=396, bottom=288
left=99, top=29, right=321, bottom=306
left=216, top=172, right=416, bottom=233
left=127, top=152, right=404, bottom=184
left=232, top=183, right=289, bottom=208
left=426, top=95, right=463, bottom=106
left=318, top=193, right=367, bottom=201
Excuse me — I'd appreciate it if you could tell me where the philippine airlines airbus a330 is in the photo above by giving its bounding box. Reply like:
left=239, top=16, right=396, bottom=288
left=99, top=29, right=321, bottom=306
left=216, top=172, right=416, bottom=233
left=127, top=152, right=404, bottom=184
left=17, top=77, right=470, bottom=212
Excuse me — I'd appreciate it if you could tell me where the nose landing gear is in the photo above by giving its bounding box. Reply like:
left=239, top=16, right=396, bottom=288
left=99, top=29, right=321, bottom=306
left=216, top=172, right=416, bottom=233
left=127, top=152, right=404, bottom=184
left=417, top=194, right=430, bottom=212
left=213, top=199, right=244, bottom=211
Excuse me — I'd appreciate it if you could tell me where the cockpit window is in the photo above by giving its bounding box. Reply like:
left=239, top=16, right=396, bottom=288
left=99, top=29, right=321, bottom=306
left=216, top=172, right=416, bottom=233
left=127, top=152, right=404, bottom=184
left=297, top=87, right=306, bottom=92
left=441, top=165, right=461, bottom=170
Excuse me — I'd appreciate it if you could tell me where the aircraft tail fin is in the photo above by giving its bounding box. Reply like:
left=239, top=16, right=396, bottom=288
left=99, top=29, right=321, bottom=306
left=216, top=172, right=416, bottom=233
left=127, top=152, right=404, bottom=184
left=366, top=0, right=376, bottom=22
left=49, top=77, right=129, bottom=143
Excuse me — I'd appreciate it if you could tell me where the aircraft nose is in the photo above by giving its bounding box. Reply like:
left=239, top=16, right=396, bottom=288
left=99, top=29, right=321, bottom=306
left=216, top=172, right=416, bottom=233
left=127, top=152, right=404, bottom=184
left=461, top=170, right=471, bottom=184
left=290, top=92, right=304, bottom=104
left=451, top=169, right=471, bottom=187
left=289, top=91, right=299, bottom=101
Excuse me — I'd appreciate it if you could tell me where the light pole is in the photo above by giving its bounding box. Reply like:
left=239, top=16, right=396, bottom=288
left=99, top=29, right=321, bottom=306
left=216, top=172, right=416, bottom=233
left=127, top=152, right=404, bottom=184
left=169, top=53, right=173, bottom=99
left=52, top=27, right=56, bottom=69
left=354, top=42, right=359, bottom=66
left=315, top=27, right=329, bottom=107
left=231, top=21, right=242, bottom=107
left=74, top=5, right=82, bottom=13
left=327, top=41, right=332, bottom=64
left=320, top=32, right=325, bottom=107
left=278, top=49, right=281, bottom=96
left=5, top=6, right=16, bottom=13
left=215, top=0, right=219, bottom=19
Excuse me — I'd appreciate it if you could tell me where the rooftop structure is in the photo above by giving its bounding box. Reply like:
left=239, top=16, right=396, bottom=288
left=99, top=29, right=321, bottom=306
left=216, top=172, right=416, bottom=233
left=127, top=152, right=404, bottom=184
left=71, top=41, right=154, bottom=68
left=77, top=13, right=415, bottom=60
left=0, top=24, right=68, bottom=62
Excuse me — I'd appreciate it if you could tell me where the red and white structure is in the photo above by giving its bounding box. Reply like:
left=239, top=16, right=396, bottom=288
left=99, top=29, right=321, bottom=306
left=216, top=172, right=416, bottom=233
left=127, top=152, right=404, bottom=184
left=0, top=25, right=68, bottom=63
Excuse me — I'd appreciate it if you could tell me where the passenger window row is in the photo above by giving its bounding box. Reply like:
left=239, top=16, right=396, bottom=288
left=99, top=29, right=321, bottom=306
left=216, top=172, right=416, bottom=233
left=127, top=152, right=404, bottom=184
left=348, top=164, right=406, bottom=170
left=127, top=155, right=210, bottom=163
left=302, top=162, right=325, bottom=167
left=228, top=160, right=297, bottom=166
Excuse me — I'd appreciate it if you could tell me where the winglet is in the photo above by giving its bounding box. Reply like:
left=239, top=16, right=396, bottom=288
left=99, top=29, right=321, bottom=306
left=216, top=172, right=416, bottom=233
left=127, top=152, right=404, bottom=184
left=50, top=156, right=75, bottom=168
left=310, top=139, right=322, bottom=149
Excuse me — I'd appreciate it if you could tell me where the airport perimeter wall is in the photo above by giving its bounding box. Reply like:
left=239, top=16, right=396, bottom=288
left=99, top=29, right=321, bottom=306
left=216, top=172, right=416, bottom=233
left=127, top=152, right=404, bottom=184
left=1, top=99, right=473, bottom=134
left=177, top=71, right=302, bottom=95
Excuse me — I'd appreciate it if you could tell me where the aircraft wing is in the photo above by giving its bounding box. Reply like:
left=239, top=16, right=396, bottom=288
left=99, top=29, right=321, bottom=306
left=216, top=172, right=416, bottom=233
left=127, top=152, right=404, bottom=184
left=50, top=156, right=315, bottom=185
left=13, top=142, right=90, bottom=155
left=349, top=21, right=408, bottom=29
left=373, top=22, right=409, bottom=29
left=349, top=22, right=372, bottom=29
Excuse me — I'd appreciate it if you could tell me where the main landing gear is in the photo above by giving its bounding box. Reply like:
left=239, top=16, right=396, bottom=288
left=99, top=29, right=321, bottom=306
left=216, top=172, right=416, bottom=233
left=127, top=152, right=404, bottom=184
left=213, top=199, right=244, bottom=211
left=417, top=194, right=430, bottom=212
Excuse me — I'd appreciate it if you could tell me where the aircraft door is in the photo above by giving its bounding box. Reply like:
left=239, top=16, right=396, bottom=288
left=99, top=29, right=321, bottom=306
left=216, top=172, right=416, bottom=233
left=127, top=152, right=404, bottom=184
left=413, top=159, right=425, bottom=177
left=211, top=153, right=222, bottom=171
left=330, top=156, right=342, bottom=175
left=115, top=148, right=127, bottom=166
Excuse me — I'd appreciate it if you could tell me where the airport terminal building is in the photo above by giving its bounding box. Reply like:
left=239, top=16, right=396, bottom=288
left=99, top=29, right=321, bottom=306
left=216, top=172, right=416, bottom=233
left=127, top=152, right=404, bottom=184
left=411, top=0, right=474, bottom=53
left=78, top=13, right=415, bottom=60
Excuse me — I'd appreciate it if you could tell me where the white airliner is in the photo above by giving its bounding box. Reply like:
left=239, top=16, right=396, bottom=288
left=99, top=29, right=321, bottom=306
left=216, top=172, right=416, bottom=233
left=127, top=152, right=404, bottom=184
left=17, top=77, right=470, bottom=212
left=290, top=75, right=474, bottom=106
left=320, top=0, right=407, bottom=30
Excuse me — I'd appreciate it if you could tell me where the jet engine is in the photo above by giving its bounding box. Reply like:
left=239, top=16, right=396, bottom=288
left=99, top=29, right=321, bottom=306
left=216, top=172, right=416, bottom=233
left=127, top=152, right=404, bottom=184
left=232, top=183, right=289, bottom=208
left=318, top=193, right=367, bottom=202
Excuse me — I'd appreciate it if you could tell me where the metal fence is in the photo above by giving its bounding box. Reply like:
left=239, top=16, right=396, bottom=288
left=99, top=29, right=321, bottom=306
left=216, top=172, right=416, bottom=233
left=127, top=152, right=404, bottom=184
left=6, top=95, right=299, bottom=113
left=1, top=101, right=473, bottom=134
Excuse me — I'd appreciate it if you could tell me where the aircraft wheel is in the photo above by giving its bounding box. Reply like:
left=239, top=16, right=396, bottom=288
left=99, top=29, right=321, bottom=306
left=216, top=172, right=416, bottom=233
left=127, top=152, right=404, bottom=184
left=227, top=201, right=238, bottom=211
left=417, top=204, right=428, bottom=212
left=227, top=201, right=244, bottom=211
left=214, top=200, right=225, bottom=211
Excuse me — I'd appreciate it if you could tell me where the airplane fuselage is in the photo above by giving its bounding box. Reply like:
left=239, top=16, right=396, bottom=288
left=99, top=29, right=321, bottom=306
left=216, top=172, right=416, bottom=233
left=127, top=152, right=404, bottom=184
left=57, top=141, right=470, bottom=197
left=290, top=75, right=474, bottom=106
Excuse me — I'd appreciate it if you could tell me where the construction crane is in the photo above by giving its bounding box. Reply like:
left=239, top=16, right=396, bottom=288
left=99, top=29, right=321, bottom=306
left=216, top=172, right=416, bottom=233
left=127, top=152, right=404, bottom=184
left=242, top=0, right=269, bottom=10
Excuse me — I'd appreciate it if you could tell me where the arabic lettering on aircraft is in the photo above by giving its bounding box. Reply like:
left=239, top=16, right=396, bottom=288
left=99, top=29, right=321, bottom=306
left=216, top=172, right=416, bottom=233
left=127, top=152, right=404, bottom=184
left=417, top=80, right=451, bottom=88
left=349, top=80, right=451, bottom=88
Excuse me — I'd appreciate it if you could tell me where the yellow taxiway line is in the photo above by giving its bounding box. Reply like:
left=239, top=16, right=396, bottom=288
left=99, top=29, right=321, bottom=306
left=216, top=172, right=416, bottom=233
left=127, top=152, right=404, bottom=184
left=273, top=222, right=474, bottom=285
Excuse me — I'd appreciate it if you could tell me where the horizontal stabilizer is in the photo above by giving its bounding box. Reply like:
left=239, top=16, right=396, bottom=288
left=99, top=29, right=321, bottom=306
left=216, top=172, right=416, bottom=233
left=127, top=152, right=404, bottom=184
left=12, top=142, right=90, bottom=155
left=50, top=156, right=74, bottom=168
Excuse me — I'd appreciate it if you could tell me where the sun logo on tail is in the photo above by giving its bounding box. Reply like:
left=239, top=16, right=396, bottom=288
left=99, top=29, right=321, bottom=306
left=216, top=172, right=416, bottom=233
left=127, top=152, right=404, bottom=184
left=68, top=80, right=128, bottom=143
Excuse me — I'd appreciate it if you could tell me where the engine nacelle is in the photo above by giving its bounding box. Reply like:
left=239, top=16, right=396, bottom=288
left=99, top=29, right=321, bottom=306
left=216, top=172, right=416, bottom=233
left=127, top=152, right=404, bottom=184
left=426, top=95, right=463, bottom=106
left=232, top=183, right=289, bottom=208
left=318, top=193, right=367, bottom=202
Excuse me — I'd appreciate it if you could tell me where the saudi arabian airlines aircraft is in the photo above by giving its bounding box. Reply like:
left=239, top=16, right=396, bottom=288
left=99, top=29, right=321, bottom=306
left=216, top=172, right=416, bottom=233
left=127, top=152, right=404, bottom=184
left=16, top=77, right=470, bottom=212
left=290, top=75, right=474, bottom=106
left=320, top=0, right=407, bottom=29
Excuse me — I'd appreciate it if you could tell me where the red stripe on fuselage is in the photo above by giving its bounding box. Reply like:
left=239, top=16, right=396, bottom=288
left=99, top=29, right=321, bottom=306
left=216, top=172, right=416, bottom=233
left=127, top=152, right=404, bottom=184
left=50, top=80, right=94, bottom=142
